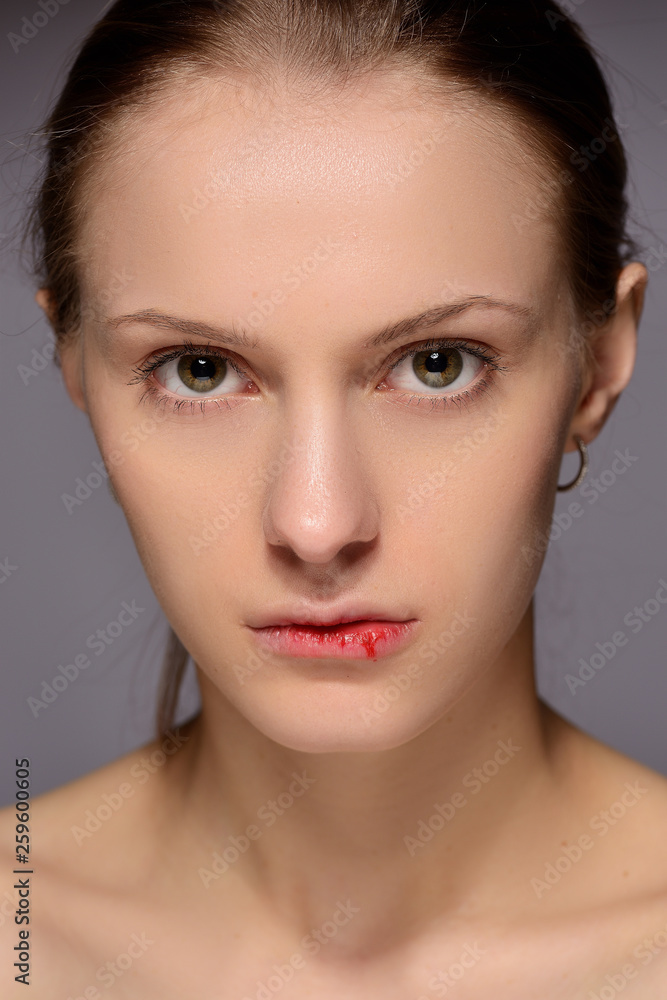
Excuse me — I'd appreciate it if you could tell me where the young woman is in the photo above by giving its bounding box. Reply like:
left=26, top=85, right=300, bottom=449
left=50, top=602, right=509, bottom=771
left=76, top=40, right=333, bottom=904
left=2, top=1, right=666, bottom=996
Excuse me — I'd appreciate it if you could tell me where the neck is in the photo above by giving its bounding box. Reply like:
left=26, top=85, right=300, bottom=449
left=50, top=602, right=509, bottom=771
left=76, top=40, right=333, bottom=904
left=168, top=601, right=567, bottom=955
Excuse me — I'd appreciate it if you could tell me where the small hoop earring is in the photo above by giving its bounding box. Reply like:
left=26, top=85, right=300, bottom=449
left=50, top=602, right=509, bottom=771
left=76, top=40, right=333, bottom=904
left=557, top=435, right=588, bottom=492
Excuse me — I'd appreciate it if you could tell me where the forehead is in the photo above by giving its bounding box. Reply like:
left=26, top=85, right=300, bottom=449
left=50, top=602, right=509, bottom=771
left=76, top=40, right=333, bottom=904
left=77, top=70, right=566, bottom=326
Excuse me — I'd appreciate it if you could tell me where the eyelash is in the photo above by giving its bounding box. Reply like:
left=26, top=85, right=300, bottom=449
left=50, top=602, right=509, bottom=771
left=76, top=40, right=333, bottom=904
left=128, top=337, right=508, bottom=416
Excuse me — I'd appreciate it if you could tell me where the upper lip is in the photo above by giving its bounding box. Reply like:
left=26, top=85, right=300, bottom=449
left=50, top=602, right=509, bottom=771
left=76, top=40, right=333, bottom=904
left=246, top=604, right=415, bottom=628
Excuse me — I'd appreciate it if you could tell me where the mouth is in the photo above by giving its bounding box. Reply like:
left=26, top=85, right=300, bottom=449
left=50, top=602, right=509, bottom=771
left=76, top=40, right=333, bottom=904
left=248, top=619, right=418, bottom=660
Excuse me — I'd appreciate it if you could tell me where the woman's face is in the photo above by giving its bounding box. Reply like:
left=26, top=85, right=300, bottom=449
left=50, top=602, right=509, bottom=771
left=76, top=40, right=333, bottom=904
left=66, top=70, right=582, bottom=751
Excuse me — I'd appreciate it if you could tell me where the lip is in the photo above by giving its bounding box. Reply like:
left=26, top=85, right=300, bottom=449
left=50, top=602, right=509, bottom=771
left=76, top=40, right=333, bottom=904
left=248, top=619, right=418, bottom=660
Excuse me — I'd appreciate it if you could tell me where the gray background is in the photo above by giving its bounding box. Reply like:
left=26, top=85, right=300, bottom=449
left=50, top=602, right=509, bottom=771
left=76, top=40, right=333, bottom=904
left=0, top=0, right=665, bottom=806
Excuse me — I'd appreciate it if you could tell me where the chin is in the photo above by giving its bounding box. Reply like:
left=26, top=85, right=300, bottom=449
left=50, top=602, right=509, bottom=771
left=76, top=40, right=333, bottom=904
left=233, top=684, right=441, bottom=754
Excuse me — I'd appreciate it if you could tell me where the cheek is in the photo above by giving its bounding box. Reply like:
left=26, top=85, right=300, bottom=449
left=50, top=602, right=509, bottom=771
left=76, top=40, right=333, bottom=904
left=109, top=445, right=261, bottom=601
left=85, top=386, right=263, bottom=604
left=395, top=394, right=566, bottom=628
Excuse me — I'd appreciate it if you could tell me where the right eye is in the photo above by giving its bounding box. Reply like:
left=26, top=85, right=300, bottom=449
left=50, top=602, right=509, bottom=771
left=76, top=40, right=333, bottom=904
left=154, top=351, right=249, bottom=398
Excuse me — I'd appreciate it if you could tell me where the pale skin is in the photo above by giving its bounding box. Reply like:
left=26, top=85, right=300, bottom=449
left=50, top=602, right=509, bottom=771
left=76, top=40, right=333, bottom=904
left=1, top=67, right=666, bottom=998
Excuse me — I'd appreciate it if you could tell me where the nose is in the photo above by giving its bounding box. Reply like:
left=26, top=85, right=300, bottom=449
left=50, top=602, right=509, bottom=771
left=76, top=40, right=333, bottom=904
left=262, top=398, right=380, bottom=564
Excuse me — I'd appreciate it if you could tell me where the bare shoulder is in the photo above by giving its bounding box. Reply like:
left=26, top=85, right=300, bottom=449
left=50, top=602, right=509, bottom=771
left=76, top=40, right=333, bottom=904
left=1, top=725, right=192, bottom=873
left=0, top=726, right=192, bottom=997
left=544, top=704, right=667, bottom=902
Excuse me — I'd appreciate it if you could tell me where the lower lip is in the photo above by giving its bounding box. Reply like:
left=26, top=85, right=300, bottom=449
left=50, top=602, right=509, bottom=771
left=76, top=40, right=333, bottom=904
left=249, top=620, right=417, bottom=659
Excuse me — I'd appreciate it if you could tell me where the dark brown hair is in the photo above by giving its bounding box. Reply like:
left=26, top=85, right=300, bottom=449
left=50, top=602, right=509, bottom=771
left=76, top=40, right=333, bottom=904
left=24, top=0, right=640, bottom=738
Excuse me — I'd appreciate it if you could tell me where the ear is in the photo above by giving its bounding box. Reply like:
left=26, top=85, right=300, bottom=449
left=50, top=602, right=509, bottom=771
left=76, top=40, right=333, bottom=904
left=35, top=288, right=88, bottom=414
left=565, top=261, right=648, bottom=451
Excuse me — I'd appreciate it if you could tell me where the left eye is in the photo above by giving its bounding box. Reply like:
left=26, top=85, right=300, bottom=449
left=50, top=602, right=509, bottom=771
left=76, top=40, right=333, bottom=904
left=156, top=354, right=247, bottom=396
left=387, top=346, right=483, bottom=394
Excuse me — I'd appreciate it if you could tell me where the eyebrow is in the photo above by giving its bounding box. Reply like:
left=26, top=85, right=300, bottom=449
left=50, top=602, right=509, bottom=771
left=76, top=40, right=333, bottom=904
left=105, top=296, right=537, bottom=351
